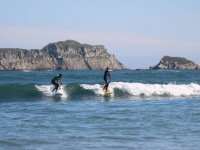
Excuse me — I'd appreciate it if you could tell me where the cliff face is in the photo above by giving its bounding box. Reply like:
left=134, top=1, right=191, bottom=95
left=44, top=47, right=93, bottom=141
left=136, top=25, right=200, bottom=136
left=150, top=56, right=199, bottom=70
left=0, top=40, right=126, bottom=70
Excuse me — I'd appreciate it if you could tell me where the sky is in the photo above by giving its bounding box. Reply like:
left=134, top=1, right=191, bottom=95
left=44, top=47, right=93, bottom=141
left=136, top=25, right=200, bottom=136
left=0, top=0, right=200, bottom=69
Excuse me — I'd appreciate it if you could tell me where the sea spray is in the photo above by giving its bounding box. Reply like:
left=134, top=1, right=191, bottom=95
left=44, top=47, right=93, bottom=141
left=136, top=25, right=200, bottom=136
left=35, top=85, right=67, bottom=99
left=81, top=84, right=114, bottom=96
left=81, top=82, right=200, bottom=97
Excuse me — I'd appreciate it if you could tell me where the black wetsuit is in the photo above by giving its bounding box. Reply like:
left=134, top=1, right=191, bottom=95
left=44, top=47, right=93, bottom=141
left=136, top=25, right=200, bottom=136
left=51, top=76, right=61, bottom=92
left=103, top=70, right=110, bottom=91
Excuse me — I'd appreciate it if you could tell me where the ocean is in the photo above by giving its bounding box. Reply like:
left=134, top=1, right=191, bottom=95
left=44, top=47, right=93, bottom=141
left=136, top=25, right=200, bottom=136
left=0, top=70, right=200, bottom=150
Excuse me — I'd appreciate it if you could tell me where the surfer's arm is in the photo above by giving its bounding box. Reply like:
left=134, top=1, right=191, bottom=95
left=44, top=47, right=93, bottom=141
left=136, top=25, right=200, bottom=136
left=59, top=79, right=63, bottom=85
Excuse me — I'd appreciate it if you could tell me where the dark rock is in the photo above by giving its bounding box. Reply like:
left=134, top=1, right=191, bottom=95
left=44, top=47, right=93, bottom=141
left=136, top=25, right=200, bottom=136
left=0, top=40, right=126, bottom=70
left=150, top=56, right=199, bottom=70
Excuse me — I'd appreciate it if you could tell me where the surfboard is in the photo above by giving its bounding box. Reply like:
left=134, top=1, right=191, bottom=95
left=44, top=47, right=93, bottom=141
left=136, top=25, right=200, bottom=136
left=102, top=89, right=112, bottom=94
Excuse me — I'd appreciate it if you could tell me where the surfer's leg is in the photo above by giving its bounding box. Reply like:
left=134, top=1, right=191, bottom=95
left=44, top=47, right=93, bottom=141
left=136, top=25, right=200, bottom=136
left=52, top=87, right=55, bottom=92
left=52, top=83, right=56, bottom=92
left=52, top=82, right=58, bottom=92
left=103, top=79, right=107, bottom=90
left=104, top=79, right=109, bottom=91
left=55, top=83, right=59, bottom=92
left=105, top=82, right=109, bottom=91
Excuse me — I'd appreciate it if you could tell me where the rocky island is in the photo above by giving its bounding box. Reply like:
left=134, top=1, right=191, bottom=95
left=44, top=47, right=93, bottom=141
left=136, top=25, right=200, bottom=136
left=150, top=56, right=199, bottom=70
left=0, top=40, right=126, bottom=70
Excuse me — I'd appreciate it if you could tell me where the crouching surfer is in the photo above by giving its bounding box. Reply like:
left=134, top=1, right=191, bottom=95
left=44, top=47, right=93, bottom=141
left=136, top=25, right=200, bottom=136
left=51, top=74, right=63, bottom=92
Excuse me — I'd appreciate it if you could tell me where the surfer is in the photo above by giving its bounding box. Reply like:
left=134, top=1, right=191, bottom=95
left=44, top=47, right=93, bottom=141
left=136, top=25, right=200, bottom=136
left=51, top=74, right=63, bottom=92
left=103, top=67, right=111, bottom=91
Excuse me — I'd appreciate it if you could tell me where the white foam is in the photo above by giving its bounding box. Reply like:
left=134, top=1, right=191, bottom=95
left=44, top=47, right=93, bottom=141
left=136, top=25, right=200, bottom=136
left=81, top=82, right=200, bottom=97
left=81, top=84, right=114, bottom=96
left=81, top=84, right=104, bottom=95
left=35, top=85, right=67, bottom=99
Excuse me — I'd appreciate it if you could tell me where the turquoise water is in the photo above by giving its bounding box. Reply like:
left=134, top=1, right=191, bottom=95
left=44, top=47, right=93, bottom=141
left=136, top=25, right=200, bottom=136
left=0, top=70, right=200, bottom=150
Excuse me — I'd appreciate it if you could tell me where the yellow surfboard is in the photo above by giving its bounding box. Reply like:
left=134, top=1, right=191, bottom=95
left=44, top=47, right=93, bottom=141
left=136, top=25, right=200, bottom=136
left=102, top=89, right=112, bottom=94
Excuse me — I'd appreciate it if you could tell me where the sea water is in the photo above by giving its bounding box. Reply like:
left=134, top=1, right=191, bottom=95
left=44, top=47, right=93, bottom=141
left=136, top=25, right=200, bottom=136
left=0, top=70, right=200, bottom=150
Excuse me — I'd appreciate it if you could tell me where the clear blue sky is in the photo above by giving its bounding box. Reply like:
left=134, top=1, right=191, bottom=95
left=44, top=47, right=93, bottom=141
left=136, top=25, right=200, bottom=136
left=0, top=0, right=200, bottom=69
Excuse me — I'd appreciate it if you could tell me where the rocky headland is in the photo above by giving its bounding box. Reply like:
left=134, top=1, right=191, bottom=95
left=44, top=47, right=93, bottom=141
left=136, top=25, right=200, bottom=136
left=150, top=56, right=199, bottom=70
left=0, top=40, right=126, bottom=70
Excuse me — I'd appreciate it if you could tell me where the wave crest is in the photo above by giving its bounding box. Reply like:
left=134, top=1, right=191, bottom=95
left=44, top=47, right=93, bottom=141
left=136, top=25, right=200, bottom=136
left=35, top=85, right=67, bottom=99
left=0, top=82, right=200, bottom=101
left=81, top=82, right=200, bottom=97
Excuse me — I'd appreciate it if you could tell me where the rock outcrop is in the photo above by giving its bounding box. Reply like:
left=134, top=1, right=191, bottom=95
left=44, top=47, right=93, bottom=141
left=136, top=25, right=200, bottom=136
left=150, top=56, right=199, bottom=70
left=0, top=40, right=126, bottom=70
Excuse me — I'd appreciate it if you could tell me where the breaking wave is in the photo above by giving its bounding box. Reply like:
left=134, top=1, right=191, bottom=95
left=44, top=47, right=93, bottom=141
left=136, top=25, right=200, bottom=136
left=35, top=85, right=67, bottom=99
left=81, top=82, right=200, bottom=97
left=0, top=82, right=200, bottom=101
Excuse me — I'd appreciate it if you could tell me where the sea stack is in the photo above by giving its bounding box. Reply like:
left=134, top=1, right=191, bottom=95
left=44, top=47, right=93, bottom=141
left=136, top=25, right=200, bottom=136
left=150, top=56, right=199, bottom=70
left=0, top=40, right=126, bottom=70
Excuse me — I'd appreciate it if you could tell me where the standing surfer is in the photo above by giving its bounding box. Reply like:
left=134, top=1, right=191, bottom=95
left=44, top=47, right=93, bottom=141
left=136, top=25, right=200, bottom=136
left=51, top=74, right=63, bottom=92
left=103, top=67, right=111, bottom=91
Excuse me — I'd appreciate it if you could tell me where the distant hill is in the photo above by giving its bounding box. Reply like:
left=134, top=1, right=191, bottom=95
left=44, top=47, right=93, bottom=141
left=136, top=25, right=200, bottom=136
left=0, top=40, right=126, bottom=70
left=150, top=56, right=199, bottom=70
